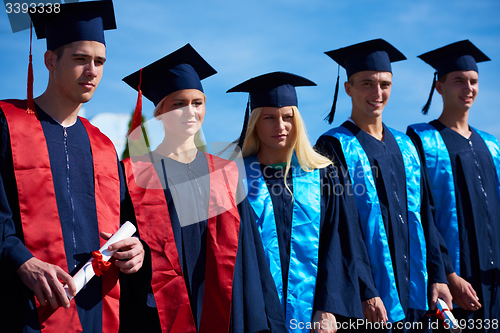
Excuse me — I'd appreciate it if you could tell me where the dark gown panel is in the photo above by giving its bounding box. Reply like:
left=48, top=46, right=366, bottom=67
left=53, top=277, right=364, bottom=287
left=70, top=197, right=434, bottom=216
left=257, top=163, right=366, bottom=319
left=408, top=120, right=500, bottom=324
left=314, top=138, right=380, bottom=305
left=315, top=121, right=447, bottom=318
left=119, top=153, right=287, bottom=333
left=0, top=105, right=126, bottom=333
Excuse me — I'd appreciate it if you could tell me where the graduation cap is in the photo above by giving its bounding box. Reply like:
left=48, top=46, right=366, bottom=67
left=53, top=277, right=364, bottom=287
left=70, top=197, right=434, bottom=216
left=23, top=1, right=116, bottom=116
left=418, top=40, right=490, bottom=114
left=29, top=0, right=116, bottom=51
left=226, top=71, right=316, bottom=149
left=122, top=43, right=217, bottom=138
left=323, top=38, right=406, bottom=124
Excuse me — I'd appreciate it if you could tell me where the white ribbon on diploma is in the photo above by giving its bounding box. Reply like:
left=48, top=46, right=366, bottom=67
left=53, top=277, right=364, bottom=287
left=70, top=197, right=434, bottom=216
left=437, top=298, right=462, bottom=333
left=64, top=221, right=137, bottom=300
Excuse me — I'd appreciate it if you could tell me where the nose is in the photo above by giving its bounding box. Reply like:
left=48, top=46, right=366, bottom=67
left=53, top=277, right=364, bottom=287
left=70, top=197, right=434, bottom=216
left=276, top=118, right=286, bottom=131
left=464, top=81, right=473, bottom=92
left=85, top=61, right=98, bottom=78
left=373, top=84, right=383, bottom=98
left=185, top=104, right=197, bottom=117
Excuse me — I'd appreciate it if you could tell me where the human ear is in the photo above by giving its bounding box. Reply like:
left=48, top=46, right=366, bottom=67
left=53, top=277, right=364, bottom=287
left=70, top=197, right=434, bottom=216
left=435, top=80, right=444, bottom=95
left=44, top=50, right=56, bottom=72
left=344, top=81, right=352, bottom=97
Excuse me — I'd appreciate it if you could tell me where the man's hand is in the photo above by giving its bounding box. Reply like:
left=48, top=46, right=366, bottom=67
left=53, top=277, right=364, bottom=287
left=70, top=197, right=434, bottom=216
left=17, top=257, right=76, bottom=309
left=100, top=232, right=144, bottom=274
left=362, top=297, right=388, bottom=323
left=311, top=310, right=337, bottom=333
left=428, top=282, right=453, bottom=310
left=447, top=272, right=481, bottom=311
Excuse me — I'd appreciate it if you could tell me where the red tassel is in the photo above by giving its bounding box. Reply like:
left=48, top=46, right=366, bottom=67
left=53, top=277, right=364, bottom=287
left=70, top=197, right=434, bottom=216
left=91, top=250, right=111, bottom=277
left=127, top=67, right=143, bottom=140
left=26, top=21, right=36, bottom=115
left=426, top=308, right=451, bottom=329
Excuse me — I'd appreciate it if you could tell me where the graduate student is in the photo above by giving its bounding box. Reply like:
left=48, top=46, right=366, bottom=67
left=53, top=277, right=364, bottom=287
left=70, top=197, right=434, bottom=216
left=228, top=71, right=370, bottom=332
left=315, top=39, right=453, bottom=332
left=407, top=40, right=500, bottom=331
left=120, top=44, right=287, bottom=333
left=0, top=1, right=145, bottom=332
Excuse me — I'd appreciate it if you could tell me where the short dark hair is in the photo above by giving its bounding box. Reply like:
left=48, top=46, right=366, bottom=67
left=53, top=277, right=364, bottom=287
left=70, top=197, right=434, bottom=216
left=52, top=44, right=68, bottom=61
left=438, top=73, right=448, bottom=83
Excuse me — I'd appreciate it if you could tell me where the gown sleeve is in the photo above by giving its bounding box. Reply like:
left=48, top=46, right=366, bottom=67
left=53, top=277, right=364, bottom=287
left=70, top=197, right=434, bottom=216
left=231, top=178, right=288, bottom=333
left=315, top=135, right=380, bottom=303
left=0, top=110, right=33, bottom=270
left=313, top=165, right=367, bottom=319
left=406, top=127, right=455, bottom=277
left=118, top=161, right=158, bottom=333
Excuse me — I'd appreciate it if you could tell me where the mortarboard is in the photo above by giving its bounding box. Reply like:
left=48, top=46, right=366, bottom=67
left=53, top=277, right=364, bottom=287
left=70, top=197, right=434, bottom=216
left=227, top=71, right=316, bottom=110
left=29, top=0, right=116, bottom=51
left=418, top=40, right=490, bottom=114
left=227, top=71, right=316, bottom=149
left=23, top=0, right=116, bottom=116
left=323, top=38, right=406, bottom=123
left=123, top=43, right=216, bottom=138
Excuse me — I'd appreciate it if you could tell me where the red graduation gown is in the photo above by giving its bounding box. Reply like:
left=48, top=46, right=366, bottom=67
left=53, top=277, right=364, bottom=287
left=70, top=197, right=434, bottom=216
left=0, top=99, right=121, bottom=333
left=122, top=153, right=240, bottom=333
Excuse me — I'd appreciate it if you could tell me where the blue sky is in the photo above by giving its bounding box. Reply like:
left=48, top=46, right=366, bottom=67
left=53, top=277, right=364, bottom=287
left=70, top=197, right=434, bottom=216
left=1, top=0, right=499, bottom=155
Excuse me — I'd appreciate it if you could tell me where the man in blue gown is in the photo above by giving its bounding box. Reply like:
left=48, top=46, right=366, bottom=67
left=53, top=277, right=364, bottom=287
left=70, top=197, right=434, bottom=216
left=0, top=2, right=144, bottom=332
left=407, top=40, right=500, bottom=332
left=315, top=39, right=453, bottom=332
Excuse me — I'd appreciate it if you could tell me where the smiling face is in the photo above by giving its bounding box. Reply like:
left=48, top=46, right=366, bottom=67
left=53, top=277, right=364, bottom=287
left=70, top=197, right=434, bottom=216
left=345, top=70, right=392, bottom=121
left=48, top=40, right=106, bottom=105
left=255, top=106, right=295, bottom=153
left=436, top=70, right=478, bottom=113
left=156, top=89, right=206, bottom=138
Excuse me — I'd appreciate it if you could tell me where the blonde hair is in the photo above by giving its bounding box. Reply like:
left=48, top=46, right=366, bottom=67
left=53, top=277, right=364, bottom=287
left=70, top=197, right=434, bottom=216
left=242, top=106, right=332, bottom=193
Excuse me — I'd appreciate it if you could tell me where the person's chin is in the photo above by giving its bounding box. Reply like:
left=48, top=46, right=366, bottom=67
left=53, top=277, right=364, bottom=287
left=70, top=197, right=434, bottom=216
left=270, top=143, right=288, bottom=150
left=77, top=94, right=93, bottom=104
left=366, top=109, right=383, bottom=118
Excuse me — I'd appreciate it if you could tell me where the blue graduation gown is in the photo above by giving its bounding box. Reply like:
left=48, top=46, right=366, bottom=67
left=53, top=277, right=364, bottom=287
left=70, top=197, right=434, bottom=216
left=252, top=162, right=366, bottom=320
left=119, top=152, right=287, bottom=333
left=408, top=120, right=500, bottom=326
left=0, top=105, right=126, bottom=332
left=316, top=121, right=447, bottom=322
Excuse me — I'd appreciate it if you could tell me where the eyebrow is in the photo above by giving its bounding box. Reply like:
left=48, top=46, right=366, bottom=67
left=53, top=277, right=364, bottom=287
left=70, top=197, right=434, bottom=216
left=171, top=98, right=204, bottom=102
left=360, top=79, right=391, bottom=84
left=72, top=53, right=106, bottom=62
left=451, top=76, right=475, bottom=81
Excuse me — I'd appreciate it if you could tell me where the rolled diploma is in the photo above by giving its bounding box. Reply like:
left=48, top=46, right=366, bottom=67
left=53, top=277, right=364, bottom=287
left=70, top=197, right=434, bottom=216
left=64, top=221, right=137, bottom=300
left=437, top=298, right=462, bottom=333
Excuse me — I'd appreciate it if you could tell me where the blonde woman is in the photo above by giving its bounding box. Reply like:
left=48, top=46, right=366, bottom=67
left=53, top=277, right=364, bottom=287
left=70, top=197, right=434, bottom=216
left=119, top=45, right=287, bottom=333
left=228, top=72, right=371, bottom=333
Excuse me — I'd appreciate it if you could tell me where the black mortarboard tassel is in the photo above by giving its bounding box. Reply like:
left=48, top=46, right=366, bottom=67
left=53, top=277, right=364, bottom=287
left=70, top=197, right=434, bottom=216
left=421, top=72, right=437, bottom=115
left=324, top=66, right=340, bottom=124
